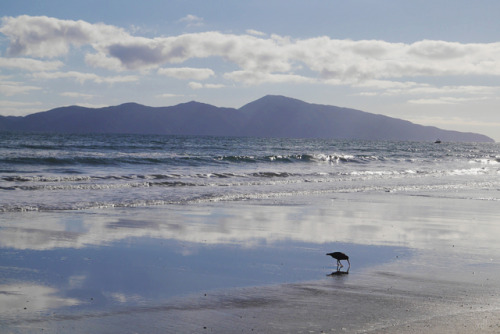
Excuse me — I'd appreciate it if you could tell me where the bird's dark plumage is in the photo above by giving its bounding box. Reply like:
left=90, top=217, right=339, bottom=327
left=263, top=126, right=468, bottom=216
left=326, top=252, right=349, bottom=261
left=326, top=251, right=350, bottom=270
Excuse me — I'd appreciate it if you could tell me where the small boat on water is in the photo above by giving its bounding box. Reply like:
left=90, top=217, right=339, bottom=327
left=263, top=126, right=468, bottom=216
left=434, top=139, right=442, bottom=144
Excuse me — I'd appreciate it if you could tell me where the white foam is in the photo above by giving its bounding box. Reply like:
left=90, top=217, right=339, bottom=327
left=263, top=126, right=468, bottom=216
left=448, top=168, right=487, bottom=176
left=469, top=158, right=500, bottom=165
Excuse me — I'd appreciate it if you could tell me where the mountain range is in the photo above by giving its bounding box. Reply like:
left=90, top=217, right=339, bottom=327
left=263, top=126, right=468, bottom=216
left=0, top=95, right=494, bottom=142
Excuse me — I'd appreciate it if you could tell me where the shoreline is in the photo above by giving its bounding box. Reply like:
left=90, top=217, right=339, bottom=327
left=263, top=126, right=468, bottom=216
left=2, top=191, right=500, bottom=332
left=4, top=270, right=500, bottom=333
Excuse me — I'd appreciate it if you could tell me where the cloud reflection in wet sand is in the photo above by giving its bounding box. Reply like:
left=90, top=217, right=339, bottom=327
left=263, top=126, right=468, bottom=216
left=1, top=193, right=500, bottom=254
left=0, top=284, right=79, bottom=315
left=1, top=191, right=500, bottom=332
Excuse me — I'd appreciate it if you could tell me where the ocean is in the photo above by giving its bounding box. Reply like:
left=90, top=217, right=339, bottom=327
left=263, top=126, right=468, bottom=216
left=1, top=133, right=499, bottom=212
left=1, top=133, right=500, bottom=332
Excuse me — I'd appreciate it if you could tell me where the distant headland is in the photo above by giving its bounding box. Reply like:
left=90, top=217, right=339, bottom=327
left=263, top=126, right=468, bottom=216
left=0, top=95, right=494, bottom=142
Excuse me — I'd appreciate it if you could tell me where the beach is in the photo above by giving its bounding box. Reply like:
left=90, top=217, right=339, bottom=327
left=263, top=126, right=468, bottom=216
left=1, top=134, right=500, bottom=332
left=3, top=2, right=500, bottom=331
left=2, top=189, right=500, bottom=333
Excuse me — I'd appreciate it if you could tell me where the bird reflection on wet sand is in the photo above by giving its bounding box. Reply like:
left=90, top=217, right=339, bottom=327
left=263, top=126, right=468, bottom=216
left=327, top=269, right=349, bottom=276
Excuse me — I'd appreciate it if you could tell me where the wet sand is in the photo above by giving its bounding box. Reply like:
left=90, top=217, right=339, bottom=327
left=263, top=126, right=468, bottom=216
left=2, top=190, right=500, bottom=333
left=3, top=271, right=500, bottom=333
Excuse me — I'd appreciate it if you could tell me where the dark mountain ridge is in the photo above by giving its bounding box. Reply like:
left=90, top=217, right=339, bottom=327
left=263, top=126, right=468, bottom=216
left=0, top=95, right=494, bottom=142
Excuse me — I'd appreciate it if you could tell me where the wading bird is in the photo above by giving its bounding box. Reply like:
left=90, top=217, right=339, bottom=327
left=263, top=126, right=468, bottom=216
left=326, top=252, right=350, bottom=270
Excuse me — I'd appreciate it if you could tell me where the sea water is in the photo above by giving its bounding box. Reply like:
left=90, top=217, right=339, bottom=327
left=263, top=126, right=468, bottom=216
left=1, top=133, right=499, bottom=212
left=1, top=133, right=500, bottom=330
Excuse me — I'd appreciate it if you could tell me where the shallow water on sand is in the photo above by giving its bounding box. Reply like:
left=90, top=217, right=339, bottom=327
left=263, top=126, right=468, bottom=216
left=2, top=189, right=500, bottom=332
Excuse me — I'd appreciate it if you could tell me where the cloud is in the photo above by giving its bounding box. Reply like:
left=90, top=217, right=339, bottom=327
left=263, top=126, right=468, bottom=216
left=0, top=283, right=79, bottom=315
left=224, top=70, right=315, bottom=85
left=106, top=39, right=168, bottom=70
left=408, top=96, right=492, bottom=105
left=60, top=91, right=93, bottom=99
left=409, top=98, right=466, bottom=105
left=157, top=93, right=184, bottom=99
left=406, top=114, right=500, bottom=133
left=204, top=83, right=225, bottom=89
left=32, top=71, right=138, bottom=84
left=408, top=40, right=469, bottom=59
left=84, top=52, right=125, bottom=72
left=0, top=57, right=63, bottom=71
left=188, top=81, right=203, bottom=89
left=0, top=100, right=43, bottom=116
left=92, top=31, right=293, bottom=72
left=354, top=80, right=500, bottom=101
left=177, top=14, right=204, bottom=28
left=3, top=15, right=500, bottom=89
left=188, top=82, right=224, bottom=89
left=0, top=80, right=41, bottom=96
left=0, top=100, right=42, bottom=108
left=246, top=29, right=266, bottom=37
left=290, top=38, right=500, bottom=80
left=393, top=85, right=498, bottom=97
left=158, top=67, right=214, bottom=80
left=0, top=17, right=293, bottom=72
left=71, top=102, right=109, bottom=109
left=0, top=15, right=127, bottom=58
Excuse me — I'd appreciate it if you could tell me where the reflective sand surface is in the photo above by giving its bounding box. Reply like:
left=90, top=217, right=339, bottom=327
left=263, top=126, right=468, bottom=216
left=2, top=191, right=500, bottom=332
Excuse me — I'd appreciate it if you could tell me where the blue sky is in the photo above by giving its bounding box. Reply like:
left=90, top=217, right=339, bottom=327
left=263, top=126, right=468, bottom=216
left=1, top=0, right=500, bottom=140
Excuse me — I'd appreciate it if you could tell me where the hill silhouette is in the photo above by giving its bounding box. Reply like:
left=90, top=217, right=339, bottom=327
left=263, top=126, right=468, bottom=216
left=0, top=95, right=494, bottom=142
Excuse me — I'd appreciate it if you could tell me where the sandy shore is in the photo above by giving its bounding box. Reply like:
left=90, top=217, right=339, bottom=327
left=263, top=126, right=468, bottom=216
left=165, top=277, right=500, bottom=333
left=2, top=191, right=500, bottom=333
left=5, top=271, right=500, bottom=333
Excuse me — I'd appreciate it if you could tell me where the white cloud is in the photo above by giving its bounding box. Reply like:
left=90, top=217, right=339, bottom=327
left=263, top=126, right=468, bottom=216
left=188, top=82, right=224, bottom=89
left=85, top=52, right=125, bottom=72
left=0, top=100, right=42, bottom=108
left=0, top=100, right=43, bottom=116
left=157, top=93, right=183, bottom=98
left=0, top=81, right=41, bottom=96
left=409, top=98, right=465, bottom=105
left=354, top=79, right=424, bottom=90
left=290, top=38, right=500, bottom=80
left=359, top=92, right=378, bottom=97
left=0, top=15, right=127, bottom=58
left=408, top=96, right=491, bottom=105
left=158, top=67, right=214, bottom=80
left=177, top=14, right=204, bottom=28
left=33, top=71, right=138, bottom=84
left=246, top=29, right=266, bottom=36
left=60, top=91, right=93, bottom=99
left=393, top=85, right=498, bottom=97
left=0, top=57, right=63, bottom=71
left=71, top=102, right=109, bottom=109
left=188, top=81, right=203, bottom=89
left=408, top=40, right=470, bottom=59
left=355, top=80, right=500, bottom=101
left=91, top=31, right=293, bottom=72
left=0, top=283, right=79, bottom=315
left=406, top=115, right=500, bottom=132
left=204, top=83, right=225, bottom=89
left=3, top=15, right=500, bottom=94
left=224, top=70, right=315, bottom=85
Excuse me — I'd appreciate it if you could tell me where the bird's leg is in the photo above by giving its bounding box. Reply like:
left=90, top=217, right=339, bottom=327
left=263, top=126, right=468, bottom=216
left=338, top=260, right=343, bottom=268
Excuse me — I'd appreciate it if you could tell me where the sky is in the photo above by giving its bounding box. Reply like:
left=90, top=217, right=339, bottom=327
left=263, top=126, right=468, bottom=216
left=1, top=0, right=500, bottom=141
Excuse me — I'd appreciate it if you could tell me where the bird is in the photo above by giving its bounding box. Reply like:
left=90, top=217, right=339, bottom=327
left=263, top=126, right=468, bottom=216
left=326, top=252, right=350, bottom=270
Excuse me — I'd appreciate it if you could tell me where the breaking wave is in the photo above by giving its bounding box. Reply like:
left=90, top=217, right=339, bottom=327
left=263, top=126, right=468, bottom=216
left=1, top=133, right=499, bottom=212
